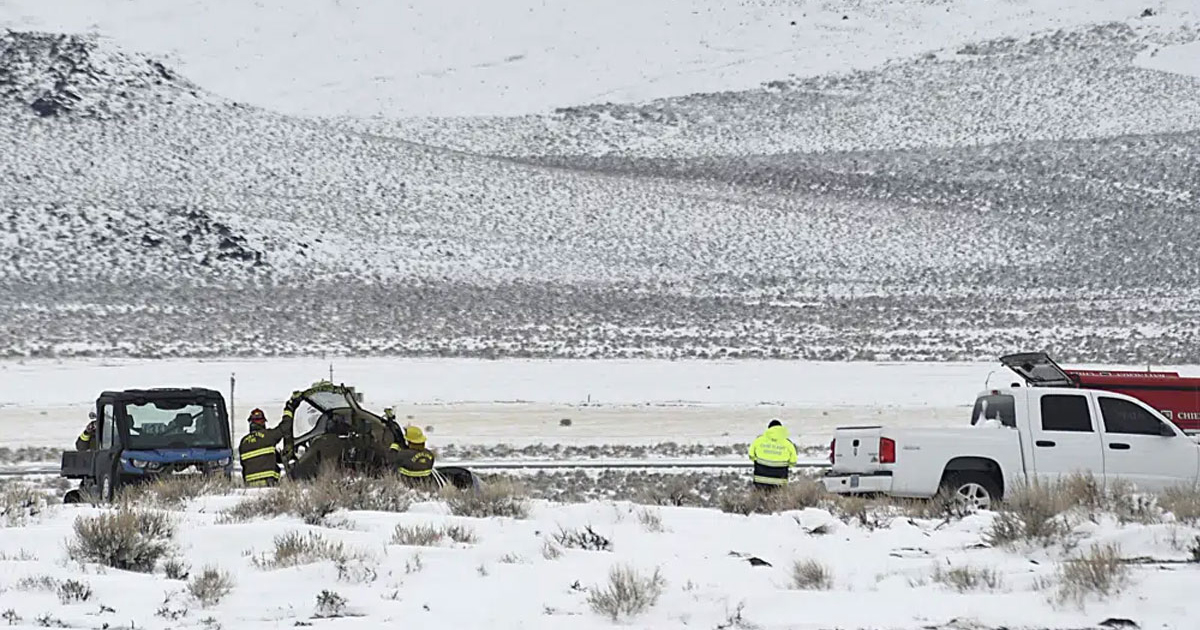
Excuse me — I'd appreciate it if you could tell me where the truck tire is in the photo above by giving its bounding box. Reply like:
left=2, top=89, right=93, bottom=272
left=939, top=471, right=1001, bottom=512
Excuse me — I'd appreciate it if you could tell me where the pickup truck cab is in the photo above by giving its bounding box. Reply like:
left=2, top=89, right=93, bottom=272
left=822, top=385, right=1200, bottom=510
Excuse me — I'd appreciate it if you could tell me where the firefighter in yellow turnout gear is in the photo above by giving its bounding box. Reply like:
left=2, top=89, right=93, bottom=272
left=394, top=425, right=435, bottom=484
left=748, top=419, right=798, bottom=490
left=238, top=408, right=294, bottom=487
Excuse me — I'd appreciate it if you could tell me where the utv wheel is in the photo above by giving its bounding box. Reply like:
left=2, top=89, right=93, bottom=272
left=940, top=471, right=1001, bottom=512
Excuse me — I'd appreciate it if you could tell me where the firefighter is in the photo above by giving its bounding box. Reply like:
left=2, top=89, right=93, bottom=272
left=394, top=425, right=435, bottom=484
left=747, top=419, right=798, bottom=490
left=75, top=418, right=97, bottom=451
left=237, top=408, right=293, bottom=487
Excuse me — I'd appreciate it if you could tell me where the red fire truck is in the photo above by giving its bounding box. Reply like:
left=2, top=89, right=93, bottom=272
left=1001, top=352, right=1200, bottom=433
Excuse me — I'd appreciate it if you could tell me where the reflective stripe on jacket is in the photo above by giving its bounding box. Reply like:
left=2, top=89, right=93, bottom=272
left=395, top=448, right=435, bottom=478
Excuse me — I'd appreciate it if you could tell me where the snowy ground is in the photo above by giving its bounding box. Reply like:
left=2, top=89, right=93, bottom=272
left=5, top=0, right=1196, bottom=118
left=1, top=482, right=1198, bottom=630
left=4, top=358, right=1198, bottom=454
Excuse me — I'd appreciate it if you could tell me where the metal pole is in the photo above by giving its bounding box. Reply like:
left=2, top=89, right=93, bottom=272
left=229, top=372, right=236, bottom=447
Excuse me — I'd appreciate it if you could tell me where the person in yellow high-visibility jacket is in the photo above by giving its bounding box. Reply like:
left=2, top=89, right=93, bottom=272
left=748, top=419, right=797, bottom=490
left=238, top=408, right=293, bottom=487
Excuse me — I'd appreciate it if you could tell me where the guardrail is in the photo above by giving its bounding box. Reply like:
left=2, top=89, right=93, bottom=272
left=0, top=459, right=832, bottom=477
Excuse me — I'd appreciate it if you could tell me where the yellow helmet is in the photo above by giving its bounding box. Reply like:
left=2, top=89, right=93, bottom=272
left=404, top=425, right=425, bottom=444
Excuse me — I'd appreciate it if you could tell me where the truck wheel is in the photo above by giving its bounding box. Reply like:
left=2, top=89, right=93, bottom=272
left=940, top=472, right=1001, bottom=512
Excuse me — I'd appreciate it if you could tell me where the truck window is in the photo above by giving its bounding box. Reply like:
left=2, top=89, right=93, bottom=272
left=100, top=404, right=116, bottom=449
left=1099, top=397, right=1168, bottom=435
left=971, top=394, right=1015, bottom=427
left=1040, top=395, right=1092, bottom=432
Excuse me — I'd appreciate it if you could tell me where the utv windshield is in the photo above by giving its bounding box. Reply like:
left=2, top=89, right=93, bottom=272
left=125, top=399, right=228, bottom=450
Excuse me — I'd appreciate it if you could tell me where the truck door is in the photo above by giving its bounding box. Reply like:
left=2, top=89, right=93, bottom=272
left=1096, top=395, right=1200, bottom=491
left=1026, top=391, right=1105, bottom=485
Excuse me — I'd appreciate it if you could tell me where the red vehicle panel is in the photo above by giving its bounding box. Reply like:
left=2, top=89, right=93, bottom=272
left=1000, top=352, right=1200, bottom=432
left=1066, top=370, right=1200, bottom=432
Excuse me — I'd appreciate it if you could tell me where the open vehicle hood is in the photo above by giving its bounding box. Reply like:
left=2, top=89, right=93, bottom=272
left=999, top=352, right=1076, bottom=387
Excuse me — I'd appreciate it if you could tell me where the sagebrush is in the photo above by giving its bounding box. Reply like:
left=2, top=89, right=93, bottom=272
left=225, top=473, right=416, bottom=524
left=442, top=480, right=530, bottom=519
left=1, top=486, right=49, bottom=526
left=188, top=566, right=235, bottom=607
left=68, top=508, right=177, bottom=572
left=1056, top=543, right=1129, bottom=606
left=790, top=559, right=833, bottom=590
left=391, top=522, right=477, bottom=546
left=932, top=564, right=1003, bottom=592
left=986, top=481, right=1073, bottom=546
left=253, top=531, right=368, bottom=569
left=587, top=565, right=666, bottom=621
left=119, top=475, right=236, bottom=508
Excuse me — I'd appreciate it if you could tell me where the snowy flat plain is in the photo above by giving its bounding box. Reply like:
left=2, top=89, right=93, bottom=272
left=3, top=358, right=1198, bottom=450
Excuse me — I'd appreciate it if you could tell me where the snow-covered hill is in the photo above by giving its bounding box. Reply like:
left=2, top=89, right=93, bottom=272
left=0, top=1, right=1198, bottom=362
left=5, top=0, right=1196, bottom=118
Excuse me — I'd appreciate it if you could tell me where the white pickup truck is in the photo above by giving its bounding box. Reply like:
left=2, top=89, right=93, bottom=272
left=822, top=383, right=1200, bottom=510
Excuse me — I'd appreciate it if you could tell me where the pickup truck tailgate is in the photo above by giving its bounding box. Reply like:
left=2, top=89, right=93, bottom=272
left=831, top=426, right=887, bottom=474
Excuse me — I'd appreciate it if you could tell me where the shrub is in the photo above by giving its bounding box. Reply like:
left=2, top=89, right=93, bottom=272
left=68, top=508, right=177, bottom=572
left=985, top=481, right=1072, bottom=547
left=314, top=590, right=347, bottom=618
left=445, top=524, right=478, bottom=544
left=1159, top=485, right=1200, bottom=524
left=119, top=475, right=235, bottom=508
left=389, top=522, right=477, bottom=546
left=15, top=576, right=59, bottom=593
left=188, top=566, right=234, bottom=607
left=442, top=480, right=530, bottom=519
left=932, top=564, right=1003, bottom=592
left=636, top=508, right=665, bottom=532
left=541, top=539, right=564, bottom=560
left=163, top=557, right=191, bottom=580
left=587, top=565, right=666, bottom=621
left=790, top=559, right=833, bottom=590
left=253, top=531, right=367, bottom=569
left=335, top=558, right=377, bottom=584
left=1, top=486, right=49, bottom=526
left=636, top=476, right=697, bottom=506
left=224, top=474, right=415, bottom=524
left=718, top=479, right=826, bottom=515
left=1056, top=543, right=1130, bottom=606
left=12, top=576, right=91, bottom=605
left=554, top=525, right=612, bottom=552
left=57, top=579, right=93, bottom=604
left=391, top=524, right=445, bottom=547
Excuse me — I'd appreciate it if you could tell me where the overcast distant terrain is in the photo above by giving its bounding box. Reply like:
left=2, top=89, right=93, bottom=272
left=1, top=3, right=1199, bottom=362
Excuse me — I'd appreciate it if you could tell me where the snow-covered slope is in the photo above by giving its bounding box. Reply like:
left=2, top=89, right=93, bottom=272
left=5, top=0, right=1197, bottom=117
left=1, top=3, right=1199, bottom=362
